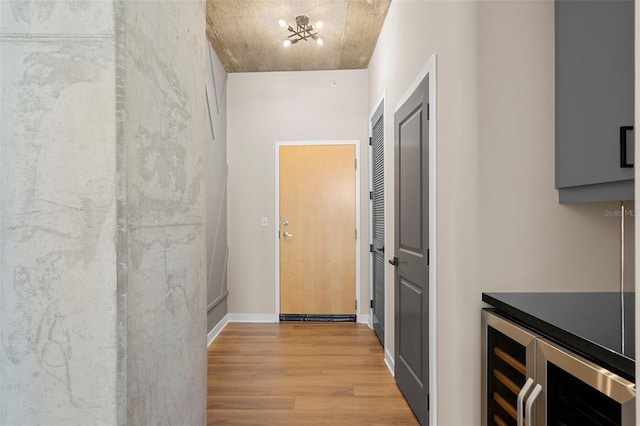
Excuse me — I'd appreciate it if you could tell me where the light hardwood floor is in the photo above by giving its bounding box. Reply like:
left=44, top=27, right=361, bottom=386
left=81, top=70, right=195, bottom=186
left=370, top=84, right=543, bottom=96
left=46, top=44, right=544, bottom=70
left=207, top=322, right=419, bottom=425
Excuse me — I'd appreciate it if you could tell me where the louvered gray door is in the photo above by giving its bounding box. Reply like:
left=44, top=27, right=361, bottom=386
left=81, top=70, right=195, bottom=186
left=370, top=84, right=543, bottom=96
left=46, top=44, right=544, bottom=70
left=371, top=101, right=385, bottom=345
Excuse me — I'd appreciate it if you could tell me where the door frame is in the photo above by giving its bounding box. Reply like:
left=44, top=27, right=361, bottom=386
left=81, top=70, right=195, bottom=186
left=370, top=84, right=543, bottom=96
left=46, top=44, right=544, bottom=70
left=369, top=92, right=386, bottom=332
left=393, top=54, right=437, bottom=424
left=274, top=140, right=362, bottom=320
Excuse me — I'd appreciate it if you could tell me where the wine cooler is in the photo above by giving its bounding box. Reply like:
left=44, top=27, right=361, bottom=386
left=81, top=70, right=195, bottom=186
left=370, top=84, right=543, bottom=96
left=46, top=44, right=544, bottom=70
left=483, top=309, right=635, bottom=426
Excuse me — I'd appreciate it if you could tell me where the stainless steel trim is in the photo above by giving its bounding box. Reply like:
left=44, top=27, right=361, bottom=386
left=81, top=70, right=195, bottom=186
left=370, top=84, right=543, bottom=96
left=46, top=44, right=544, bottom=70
left=525, top=383, right=542, bottom=426
left=482, top=310, right=540, bottom=426
left=482, top=310, right=538, bottom=380
left=536, top=338, right=636, bottom=425
left=483, top=310, right=539, bottom=347
left=537, top=338, right=635, bottom=403
left=481, top=311, right=489, bottom=426
left=517, top=377, right=534, bottom=426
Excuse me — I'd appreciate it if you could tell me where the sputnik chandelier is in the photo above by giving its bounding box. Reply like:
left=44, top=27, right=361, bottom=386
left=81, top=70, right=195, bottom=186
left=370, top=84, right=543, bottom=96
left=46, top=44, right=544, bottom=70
left=279, top=15, right=324, bottom=48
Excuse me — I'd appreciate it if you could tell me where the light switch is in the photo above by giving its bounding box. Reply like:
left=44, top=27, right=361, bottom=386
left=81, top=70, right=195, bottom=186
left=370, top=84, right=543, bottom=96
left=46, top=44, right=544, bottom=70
left=260, top=217, right=268, bottom=227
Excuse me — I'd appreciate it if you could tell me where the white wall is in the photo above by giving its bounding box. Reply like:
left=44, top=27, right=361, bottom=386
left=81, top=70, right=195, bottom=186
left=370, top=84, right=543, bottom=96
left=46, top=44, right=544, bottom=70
left=206, top=42, right=230, bottom=332
left=227, top=70, right=369, bottom=318
left=369, top=1, right=633, bottom=424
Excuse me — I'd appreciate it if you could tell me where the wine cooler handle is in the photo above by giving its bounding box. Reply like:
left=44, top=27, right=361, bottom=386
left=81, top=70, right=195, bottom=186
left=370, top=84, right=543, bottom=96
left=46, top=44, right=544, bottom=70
left=517, top=378, right=534, bottom=426
left=525, top=383, right=543, bottom=426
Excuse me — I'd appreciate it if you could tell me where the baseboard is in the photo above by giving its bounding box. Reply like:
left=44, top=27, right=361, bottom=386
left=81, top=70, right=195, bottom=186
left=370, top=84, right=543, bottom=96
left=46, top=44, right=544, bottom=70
left=227, top=313, right=279, bottom=323
left=207, top=314, right=230, bottom=348
left=356, top=314, right=370, bottom=325
left=384, top=348, right=395, bottom=376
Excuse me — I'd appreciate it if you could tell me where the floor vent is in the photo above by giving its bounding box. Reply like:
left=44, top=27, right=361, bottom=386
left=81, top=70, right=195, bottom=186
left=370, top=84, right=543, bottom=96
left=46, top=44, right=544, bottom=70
left=279, top=314, right=356, bottom=322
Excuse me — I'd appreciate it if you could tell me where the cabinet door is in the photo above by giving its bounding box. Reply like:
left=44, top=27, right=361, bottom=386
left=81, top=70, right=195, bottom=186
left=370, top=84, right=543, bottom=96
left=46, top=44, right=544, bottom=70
left=555, top=0, right=634, bottom=201
left=482, top=311, right=539, bottom=426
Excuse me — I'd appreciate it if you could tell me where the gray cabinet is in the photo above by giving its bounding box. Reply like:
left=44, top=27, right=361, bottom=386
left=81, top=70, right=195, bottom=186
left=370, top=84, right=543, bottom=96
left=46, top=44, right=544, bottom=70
left=555, top=0, right=635, bottom=203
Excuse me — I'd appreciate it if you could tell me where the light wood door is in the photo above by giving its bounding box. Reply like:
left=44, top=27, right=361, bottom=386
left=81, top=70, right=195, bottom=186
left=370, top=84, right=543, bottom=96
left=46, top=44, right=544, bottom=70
left=279, top=144, right=356, bottom=315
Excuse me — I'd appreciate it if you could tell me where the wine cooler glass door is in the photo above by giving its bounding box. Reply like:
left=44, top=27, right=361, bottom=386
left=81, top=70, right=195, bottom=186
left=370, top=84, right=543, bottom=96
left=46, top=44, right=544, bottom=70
left=482, top=310, right=539, bottom=426
left=536, top=338, right=635, bottom=426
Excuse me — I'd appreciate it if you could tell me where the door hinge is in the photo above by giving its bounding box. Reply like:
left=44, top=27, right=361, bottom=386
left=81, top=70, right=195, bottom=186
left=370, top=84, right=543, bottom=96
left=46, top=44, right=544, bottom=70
left=370, top=299, right=374, bottom=308
left=354, top=158, right=357, bottom=169
left=427, top=394, right=430, bottom=411
left=427, top=103, right=430, bottom=120
left=369, top=136, right=372, bottom=146
left=369, top=244, right=374, bottom=253
left=427, top=249, right=430, bottom=266
left=355, top=299, right=358, bottom=310
left=369, top=191, right=373, bottom=200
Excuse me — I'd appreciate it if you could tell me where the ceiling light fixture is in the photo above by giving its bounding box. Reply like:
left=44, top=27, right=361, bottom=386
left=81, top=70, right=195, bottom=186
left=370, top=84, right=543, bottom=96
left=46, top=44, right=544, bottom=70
left=280, top=15, right=324, bottom=47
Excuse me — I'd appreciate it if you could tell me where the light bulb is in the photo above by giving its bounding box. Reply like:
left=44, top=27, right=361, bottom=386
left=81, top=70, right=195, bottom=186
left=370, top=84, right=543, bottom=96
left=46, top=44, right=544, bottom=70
left=315, top=20, right=324, bottom=29
left=282, top=39, right=292, bottom=48
left=278, top=19, right=286, bottom=28
left=316, top=37, right=324, bottom=46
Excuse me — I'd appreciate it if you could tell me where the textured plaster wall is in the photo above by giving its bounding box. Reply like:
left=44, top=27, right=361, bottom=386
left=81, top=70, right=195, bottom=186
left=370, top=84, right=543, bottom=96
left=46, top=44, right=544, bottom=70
left=124, top=1, right=207, bottom=425
left=0, top=1, right=120, bottom=424
left=1, top=1, right=207, bottom=424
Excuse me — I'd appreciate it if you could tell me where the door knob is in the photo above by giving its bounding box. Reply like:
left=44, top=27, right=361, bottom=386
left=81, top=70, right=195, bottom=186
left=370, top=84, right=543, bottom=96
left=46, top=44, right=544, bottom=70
left=389, top=257, right=398, bottom=266
left=283, top=231, right=294, bottom=238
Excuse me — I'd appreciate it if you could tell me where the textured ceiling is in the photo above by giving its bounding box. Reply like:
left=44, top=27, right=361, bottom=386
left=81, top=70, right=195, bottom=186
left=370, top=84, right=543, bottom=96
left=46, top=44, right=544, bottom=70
left=206, top=0, right=391, bottom=72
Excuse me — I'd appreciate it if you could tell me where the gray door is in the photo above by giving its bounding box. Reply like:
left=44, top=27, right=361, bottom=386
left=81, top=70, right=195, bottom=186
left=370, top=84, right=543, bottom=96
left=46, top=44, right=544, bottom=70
left=371, top=101, right=385, bottom=345
left=393, top=75, right=429, bottom=425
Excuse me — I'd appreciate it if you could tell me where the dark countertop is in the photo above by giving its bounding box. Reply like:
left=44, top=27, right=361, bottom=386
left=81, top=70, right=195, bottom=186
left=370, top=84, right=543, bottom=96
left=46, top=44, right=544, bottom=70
left=482, top=292, right=634, bottom=381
